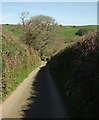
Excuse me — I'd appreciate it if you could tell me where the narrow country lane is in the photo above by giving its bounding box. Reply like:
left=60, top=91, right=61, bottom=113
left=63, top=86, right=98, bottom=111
left=2, top=62, right=68, bottom=118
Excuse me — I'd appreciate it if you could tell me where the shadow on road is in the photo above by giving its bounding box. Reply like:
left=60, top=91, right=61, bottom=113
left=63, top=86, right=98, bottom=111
left=21, top=65, right=52, bottom=118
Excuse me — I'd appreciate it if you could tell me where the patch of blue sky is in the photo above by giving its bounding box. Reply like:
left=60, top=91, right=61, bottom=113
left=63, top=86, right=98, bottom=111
left=1, top=2, right=97, bottom=25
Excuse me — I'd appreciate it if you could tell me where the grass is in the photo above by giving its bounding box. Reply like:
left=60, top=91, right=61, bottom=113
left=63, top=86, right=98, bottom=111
left=3, top=25, right=24, bottom=38
left=81, top=25, right=97, bottom=31
left=62, top=25, right=97, bottom=37
left=62, top=27, right=78, bottom=37
left=3, top=63, right=39, bottom=100
left=3, top=42, right=16, bottom=54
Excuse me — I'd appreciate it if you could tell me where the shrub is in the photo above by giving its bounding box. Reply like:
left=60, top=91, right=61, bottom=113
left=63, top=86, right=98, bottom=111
left=76, top=28, right=88, bottom=36
left=49, top=32, right=98, bottom=118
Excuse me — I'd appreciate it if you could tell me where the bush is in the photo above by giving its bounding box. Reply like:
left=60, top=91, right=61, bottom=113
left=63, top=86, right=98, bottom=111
left=22, top=28, right=39, bottom=45
left=76, top=28, right=88, bottom=36
left=49, top=32, right=98, bottom=118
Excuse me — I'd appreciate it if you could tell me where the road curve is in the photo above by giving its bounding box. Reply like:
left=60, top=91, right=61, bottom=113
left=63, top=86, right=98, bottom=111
left=2, top=62, right=68, bottom=118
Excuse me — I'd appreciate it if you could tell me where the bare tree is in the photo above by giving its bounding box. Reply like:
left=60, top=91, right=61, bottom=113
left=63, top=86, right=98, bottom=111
left=20, top=11, right=30, bottom=27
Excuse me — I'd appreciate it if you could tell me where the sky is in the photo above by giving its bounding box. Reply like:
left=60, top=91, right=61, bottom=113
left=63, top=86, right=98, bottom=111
left=1, top=0, right=98, bottom=2
left=1, top=2, right=97, bottom=25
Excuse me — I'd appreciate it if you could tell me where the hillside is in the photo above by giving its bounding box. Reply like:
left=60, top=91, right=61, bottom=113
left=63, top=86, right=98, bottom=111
left=48, top=32, right=98, bottom=118
left=1, top=25, right=41, bottom=100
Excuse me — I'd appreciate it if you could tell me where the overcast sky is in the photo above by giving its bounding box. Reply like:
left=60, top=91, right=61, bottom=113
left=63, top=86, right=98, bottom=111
left=1, top=2, right=97, bottom=25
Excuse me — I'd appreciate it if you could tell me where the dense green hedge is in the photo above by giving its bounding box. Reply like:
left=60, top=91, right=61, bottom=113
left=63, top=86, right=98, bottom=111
left=49, top=32, right=98, bottom=118
left=2, top=32, right=41, bottom=100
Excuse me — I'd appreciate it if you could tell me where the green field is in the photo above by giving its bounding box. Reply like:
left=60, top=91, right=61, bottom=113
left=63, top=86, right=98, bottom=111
left=3, top=25, right=24, bottom=38
left=62, top=25, right=97, bottom=37
left=3, top=24, right=97, bottom=39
